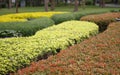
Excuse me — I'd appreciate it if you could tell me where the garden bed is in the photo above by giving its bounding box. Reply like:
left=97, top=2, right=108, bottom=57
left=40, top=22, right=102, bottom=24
left=0, top=21, right=98, bottom=75
left=14, top=22, right=120, bottom=75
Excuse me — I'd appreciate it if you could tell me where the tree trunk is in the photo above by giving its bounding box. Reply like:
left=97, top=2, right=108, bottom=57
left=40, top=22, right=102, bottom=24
left=16, top=0, right=19, bottom=13
left=99, top=0, right=105, bottom=8
left=93, top=0, right=96, bottom=5
left=50, top=0, right=55, bottom=11
left=81, top=0, right=86, bottom=9
left=74, top=0, right=78, bottom=12
left=30, top=0, right=33, bottom=7
left=44, top=0, right=48, bottom=12
left=65, top=0, right=67, bottom=5
left=8, top=0, right=12, bottom=9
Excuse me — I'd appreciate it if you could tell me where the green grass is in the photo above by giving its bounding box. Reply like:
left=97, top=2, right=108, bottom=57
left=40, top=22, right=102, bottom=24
left=0, top=5, right=119, bottom=15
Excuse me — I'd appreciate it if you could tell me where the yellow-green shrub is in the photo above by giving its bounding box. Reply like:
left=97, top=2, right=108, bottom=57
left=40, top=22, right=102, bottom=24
left=0, top=21, right=98, bottom=74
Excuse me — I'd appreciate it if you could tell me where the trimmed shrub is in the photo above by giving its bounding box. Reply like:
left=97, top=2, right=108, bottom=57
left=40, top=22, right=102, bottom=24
left=0, top=17, right=54, bottom=37
left=73, top=11, right=107, bottom=20
left=0, top=12, right=64, bottom=22
left=51, top=13, right=75, bottom=24
left=0, top=30, right=22, bottom=38
left=14, top=22, right=120, bottom=75
left=0, top=21, right=98, bottom=75
left=80, top=12, right=120, bottom=32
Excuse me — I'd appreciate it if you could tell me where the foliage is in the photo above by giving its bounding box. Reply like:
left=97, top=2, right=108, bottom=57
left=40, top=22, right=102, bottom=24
left=73, top=11, right=107, bottom=20
left=0, top=30, right=22, bottom=38
left=51, top=13, right=75, bottom=24
left=13, top=22, right=120, bottom=75
left=0, top=21, right=98, bottom=75
left=0, top=17, right=54, bottom=37
left=0, top=12, right=64, bottom=22
left=80, top=12, right=120, bottom=32
left=86, top=0, right=93, bottom=5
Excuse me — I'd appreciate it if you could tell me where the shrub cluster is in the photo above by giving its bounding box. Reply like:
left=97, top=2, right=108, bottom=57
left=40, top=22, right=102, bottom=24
left=0, top=17, right=54, bottom=37
left=0, top=12, right=64, bottom=22
left=80, top=12, right=120, bottom=32
left=0, top=21, right=98, bottom=75
left=51, top=13, right=75, bottom=24
left=51, top=11, right=107, bottom=24
left=14, top=22, right=120, bottom=75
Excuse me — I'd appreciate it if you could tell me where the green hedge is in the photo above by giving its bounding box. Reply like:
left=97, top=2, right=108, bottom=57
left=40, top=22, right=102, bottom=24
left=51, top=11, right=108, bottom=24
left=51, top=13, right=75, bottom=24
left=0, top=17, right=54, bottom=37
left=0, top=21, right=98, bottom=75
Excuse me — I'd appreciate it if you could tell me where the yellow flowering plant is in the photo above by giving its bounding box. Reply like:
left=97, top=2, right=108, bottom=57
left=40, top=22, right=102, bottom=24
left=0, top=12, right=65, bottom=22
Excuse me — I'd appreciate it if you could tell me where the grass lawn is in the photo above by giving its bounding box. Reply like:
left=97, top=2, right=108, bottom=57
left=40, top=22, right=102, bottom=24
left=0, top=5, right=119, bottom=15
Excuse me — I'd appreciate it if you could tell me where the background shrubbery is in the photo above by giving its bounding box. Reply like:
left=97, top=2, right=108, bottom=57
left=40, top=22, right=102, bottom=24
left=51, top=13, right=75, bottom=24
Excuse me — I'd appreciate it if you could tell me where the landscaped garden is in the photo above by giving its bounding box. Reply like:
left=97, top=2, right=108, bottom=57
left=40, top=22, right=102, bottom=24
left=0, top=4, right=120, bottom=75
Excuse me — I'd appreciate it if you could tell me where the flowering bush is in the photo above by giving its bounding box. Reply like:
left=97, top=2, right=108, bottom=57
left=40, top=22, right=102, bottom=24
left=0, top=12, right=64, bottom=22
left=80, top=12, right=120, bottom=32
left=0, top=21, right=98, bottom=75
left=13, top=22, right=120, bottom=75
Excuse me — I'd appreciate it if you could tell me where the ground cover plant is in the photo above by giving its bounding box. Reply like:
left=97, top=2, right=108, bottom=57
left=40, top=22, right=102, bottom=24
left=13, top=22, right=120, bottom=75
left=0, top=17, right=54, bottom=37
left=0, top=21, right=98, bottom=75
left=0, top=12, right=64, bottom=22
left=80, top=12, right=120, bottom=32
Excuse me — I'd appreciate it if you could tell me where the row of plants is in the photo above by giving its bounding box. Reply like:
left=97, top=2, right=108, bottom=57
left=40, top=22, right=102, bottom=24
left=13, top=21, right=120, bottom=75
left=80, top=12, right=120, bottom=32
left=0, top=12, right=64, bottom=22
left=0, top=11, right=107, bottom=38
left=51, top=11, right=107, bottom=24
left=0, top=17, right=54, bottom=37
left=0, top=21, right=98, bottom=75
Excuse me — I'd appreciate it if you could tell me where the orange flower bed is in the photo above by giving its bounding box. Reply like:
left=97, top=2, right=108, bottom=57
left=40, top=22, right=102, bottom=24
left=12, top=22, right=120, bottom=75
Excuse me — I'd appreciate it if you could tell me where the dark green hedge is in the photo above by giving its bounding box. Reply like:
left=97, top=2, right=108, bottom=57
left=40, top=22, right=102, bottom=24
left=51, top=11, right=107, bottom=24
left=51, top=13, right=75, bottom=24
left=0, top=17, right=54, bottom=37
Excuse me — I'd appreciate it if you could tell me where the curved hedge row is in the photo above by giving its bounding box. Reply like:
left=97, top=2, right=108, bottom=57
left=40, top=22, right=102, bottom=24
left=0, top=21, right=98, bottom=75
left=80, top=12, right=120, bottom=32
left=0, top=12, right=64, bottom=22
left=14, top=22, right=120, bottom=75
left=0, top=17, right=54, bottom=37
left=51, top=11, right=106, bottom=24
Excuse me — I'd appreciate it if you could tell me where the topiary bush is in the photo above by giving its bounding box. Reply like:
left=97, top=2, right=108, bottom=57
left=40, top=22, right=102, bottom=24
left=0, top=17, right=54, bottom=37
left=0, top=21, right=98, bottom=75
left=80, top=12, right=120, bottom=32
left=51, top=13, right=75, bottom=24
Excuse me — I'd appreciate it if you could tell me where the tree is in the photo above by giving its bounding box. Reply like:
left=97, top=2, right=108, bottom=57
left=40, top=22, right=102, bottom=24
left=50, top=0, right=55, bottom=11
left=8, top=0, right=12, bottom=9
left=44, top=0, right=48, bottom=11
left=99, top=0, right=105, bottom=8
left=16, top=0, right=19, bottom=13
left=74, top=0, right=79, bottom=12
left=93, top=0, right=96, bottom=5
left=81, top=0, right=86, bottom=9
